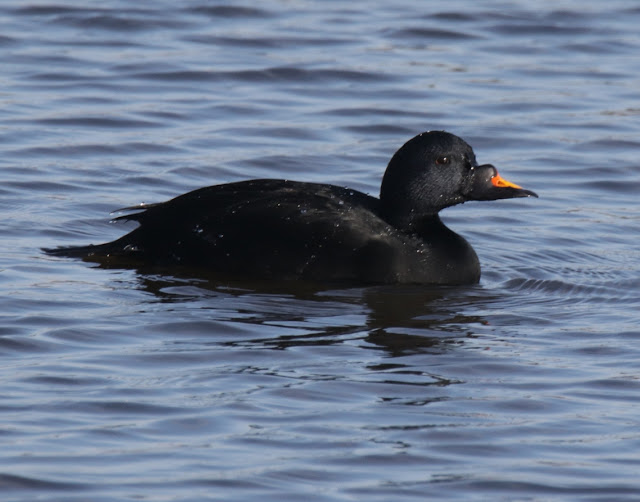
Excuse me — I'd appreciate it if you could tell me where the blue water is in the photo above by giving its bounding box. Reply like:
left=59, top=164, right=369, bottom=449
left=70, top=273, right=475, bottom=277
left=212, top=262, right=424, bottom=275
left=2, top=1, right=640, bottom=500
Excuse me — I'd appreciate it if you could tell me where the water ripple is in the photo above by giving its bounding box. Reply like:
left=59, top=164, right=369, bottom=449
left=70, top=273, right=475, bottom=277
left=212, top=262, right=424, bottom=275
left=2, top=1, right=640, bottom=501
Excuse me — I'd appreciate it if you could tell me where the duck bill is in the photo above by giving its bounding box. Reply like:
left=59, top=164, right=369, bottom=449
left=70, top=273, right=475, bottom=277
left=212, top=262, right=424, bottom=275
left=468, top=165, right=538, bottom=200
left=491, top=174, right=523, bottom=189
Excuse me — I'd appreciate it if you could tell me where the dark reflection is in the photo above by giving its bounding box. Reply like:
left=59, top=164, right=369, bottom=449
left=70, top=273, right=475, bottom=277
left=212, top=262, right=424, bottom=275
left=122, top=266, right=492, bottom=358
left=358, top=285, right=488, bottom=356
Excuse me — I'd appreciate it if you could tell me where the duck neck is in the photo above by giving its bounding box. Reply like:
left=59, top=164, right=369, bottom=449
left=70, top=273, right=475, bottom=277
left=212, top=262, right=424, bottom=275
left=382, top=208, right=445, bottom=237
left=409, top=214, right=448, bottom=237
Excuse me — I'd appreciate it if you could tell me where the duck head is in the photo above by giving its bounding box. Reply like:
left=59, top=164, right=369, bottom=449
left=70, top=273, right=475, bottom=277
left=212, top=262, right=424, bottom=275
left=379, top=131, right=537, bottom=229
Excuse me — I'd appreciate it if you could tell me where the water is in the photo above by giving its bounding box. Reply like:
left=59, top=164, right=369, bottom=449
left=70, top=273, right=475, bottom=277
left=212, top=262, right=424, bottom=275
left=2, top=1, right=640, bottom=500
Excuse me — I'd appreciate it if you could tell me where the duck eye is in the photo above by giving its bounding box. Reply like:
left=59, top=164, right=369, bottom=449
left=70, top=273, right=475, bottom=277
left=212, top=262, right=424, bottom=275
left=435, top=156, right=450, bottom=165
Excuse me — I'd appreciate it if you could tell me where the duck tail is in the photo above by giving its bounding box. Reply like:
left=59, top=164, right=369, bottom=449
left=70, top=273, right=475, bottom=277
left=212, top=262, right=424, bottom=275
left=42, top=241, right=120, bottom=259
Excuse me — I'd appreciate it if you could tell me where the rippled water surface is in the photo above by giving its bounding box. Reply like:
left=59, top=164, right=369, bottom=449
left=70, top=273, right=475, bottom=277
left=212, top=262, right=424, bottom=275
left=2, top=1, right=640, bottom=500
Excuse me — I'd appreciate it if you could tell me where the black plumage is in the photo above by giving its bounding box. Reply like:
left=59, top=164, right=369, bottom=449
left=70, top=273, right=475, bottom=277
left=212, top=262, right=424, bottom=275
left=45, top=131, right=537, bottom=284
